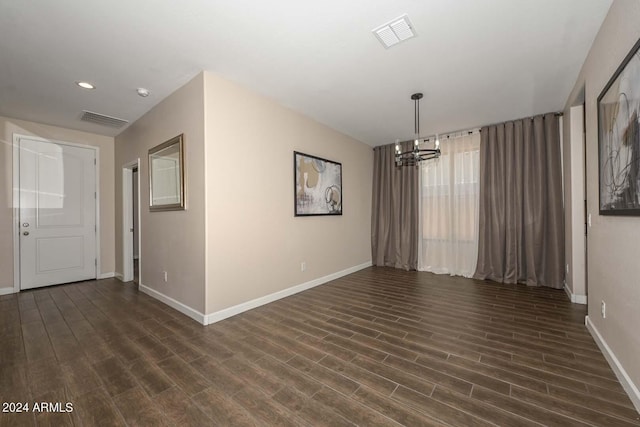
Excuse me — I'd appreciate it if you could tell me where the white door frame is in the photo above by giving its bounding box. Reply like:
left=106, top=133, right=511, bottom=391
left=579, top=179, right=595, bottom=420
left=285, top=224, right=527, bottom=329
left=563, top=105, right=587, bottom=304
left=122, top=159, right=141, bottom=283
left=12, top=134, right=101, bottom=292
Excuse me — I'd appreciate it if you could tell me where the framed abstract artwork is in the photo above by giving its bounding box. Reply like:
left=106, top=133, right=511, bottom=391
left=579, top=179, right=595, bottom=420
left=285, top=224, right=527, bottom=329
left=598, top=37, right=640, bottom=215
left=294, top=151, right=342, bottom=216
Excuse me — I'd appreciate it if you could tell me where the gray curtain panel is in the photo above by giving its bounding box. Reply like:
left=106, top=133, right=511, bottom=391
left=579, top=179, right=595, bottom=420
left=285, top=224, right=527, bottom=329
left=474, top=113, right=565, bottom=288
left=371, top=142, right=419, bottom=270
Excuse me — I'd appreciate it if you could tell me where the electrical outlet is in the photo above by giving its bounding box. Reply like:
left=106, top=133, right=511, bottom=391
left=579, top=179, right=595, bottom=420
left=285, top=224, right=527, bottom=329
left=163, top=271, right=168, bottom=282
left=601, top=300, right=606, bottom=319
left=301, top=262, right=306, bottom=272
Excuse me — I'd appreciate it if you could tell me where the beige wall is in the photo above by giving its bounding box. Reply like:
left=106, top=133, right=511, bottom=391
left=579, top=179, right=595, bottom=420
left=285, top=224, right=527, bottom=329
left=114, top=73, right=206, bottom=312
left=203, top=71, right=372, bottom=314
left=0, top=116, right=115, bottom=289
left=564, top=0, right=640, bottom=391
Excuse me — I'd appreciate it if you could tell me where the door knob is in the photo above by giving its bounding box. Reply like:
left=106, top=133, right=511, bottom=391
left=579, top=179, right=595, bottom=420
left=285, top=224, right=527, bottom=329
left=23, top=222, right=29, bottom=227
left=23, top=231, right=29, bottom=236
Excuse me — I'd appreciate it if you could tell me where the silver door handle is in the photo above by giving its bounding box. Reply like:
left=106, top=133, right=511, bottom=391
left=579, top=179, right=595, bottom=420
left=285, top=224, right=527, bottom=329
left=23, top=231, right=29, bottom=236
left=23, top=222, right=29, bottom=227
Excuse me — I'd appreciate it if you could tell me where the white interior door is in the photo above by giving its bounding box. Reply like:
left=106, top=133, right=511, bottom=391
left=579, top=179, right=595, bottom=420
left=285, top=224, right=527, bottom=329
left=19, top=137, right=97, bottom=290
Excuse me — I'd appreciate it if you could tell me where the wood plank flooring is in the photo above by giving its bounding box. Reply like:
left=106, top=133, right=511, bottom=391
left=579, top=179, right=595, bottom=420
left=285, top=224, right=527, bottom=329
left=1, top=267, right=638, bottom=426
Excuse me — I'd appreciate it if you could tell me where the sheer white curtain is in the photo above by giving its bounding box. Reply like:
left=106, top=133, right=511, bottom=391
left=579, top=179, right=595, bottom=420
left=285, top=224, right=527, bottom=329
left=418, top=132, right=480, bottom=277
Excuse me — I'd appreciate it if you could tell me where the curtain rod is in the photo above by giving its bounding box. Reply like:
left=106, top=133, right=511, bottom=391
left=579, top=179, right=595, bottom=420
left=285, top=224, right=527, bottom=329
left=383, top=112, right=564, bottom=147
left=422, top=127, right=481, bottom=143
left=421, top=113, right=563, bottom=141
left=483, top=112, right=564, bottom=129
left=391, top=126, right=481, bottom=145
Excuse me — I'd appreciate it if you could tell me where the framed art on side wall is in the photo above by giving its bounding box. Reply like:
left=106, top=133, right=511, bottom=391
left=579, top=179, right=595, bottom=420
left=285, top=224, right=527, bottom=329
left=294, top=151, right=342, bottom=216
left=598, top=37, right=640, bottom=215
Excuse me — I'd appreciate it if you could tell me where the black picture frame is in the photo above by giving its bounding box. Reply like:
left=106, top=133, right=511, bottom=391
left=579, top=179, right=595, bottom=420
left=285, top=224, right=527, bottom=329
left=294, top=151, right=342, bottom=216
left=597, top=37, right=640, bottom=216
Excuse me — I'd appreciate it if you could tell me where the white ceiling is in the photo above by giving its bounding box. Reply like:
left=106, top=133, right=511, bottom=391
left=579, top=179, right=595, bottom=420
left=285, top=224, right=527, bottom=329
left=0, top=0, right=612, bottom=146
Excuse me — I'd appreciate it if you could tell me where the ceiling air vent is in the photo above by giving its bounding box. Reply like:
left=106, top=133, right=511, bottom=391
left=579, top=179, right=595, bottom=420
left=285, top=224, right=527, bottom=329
left=80, top=110, right=129, bottom=128
left=372, top=14, right=416, bottom=48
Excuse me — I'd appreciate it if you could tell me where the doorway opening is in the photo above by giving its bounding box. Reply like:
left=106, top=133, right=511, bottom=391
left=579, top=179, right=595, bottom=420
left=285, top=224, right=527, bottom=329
left=122, top=160, right=141, bottom=284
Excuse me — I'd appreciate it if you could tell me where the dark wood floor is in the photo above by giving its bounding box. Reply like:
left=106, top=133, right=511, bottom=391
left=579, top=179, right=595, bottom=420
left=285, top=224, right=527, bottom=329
left=1, top=267, right=638, bottom=426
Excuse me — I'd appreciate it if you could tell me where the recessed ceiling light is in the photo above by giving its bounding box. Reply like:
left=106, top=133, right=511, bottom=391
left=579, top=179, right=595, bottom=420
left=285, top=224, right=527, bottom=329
left=136, top=87, right=150, bottom=97
left=76, top=81, right=95, bottom=90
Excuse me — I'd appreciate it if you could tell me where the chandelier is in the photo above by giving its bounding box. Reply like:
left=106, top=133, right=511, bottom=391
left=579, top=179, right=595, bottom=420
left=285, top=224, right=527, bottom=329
left=395, top=93, right=441, bottom=166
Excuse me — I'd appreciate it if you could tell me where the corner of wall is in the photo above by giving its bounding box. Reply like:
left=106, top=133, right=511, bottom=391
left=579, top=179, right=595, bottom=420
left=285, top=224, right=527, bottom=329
left=114, top=72, right=207, bottom=315
left=139, top=282, right=206, bottom=325
left=563, top=283, right=587, bottom=305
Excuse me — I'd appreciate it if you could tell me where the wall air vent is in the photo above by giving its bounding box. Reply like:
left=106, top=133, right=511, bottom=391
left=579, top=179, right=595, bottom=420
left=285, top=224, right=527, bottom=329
left=372, top=14, right=416, bottom=48
left=80, top=110, right=129, bottom=128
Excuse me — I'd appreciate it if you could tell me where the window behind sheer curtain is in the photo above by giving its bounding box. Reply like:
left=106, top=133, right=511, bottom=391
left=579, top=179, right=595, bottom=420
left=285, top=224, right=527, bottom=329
left=418, top=132, right=480, bottom=277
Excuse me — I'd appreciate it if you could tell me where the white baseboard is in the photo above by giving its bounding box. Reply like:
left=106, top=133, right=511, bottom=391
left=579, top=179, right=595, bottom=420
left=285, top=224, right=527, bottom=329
left=138, top=283, right=206, bottom=324
left=0, top=287, right=16, bottom=296
left=204, top=261, right=372, bottom=325
left=564, top=284, right=587, bottom=304
left=98, top=272, right=115, bottom=279
left=135, top=261, right=372, bottom=327
left=114, top=273, right=124, bottom=281
left=585, top=315, right=640, bottom=412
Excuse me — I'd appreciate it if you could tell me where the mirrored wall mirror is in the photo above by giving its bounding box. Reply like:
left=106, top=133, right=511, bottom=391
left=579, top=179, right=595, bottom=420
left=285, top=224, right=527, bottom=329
left=148, top=134, right=185, bottom=211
